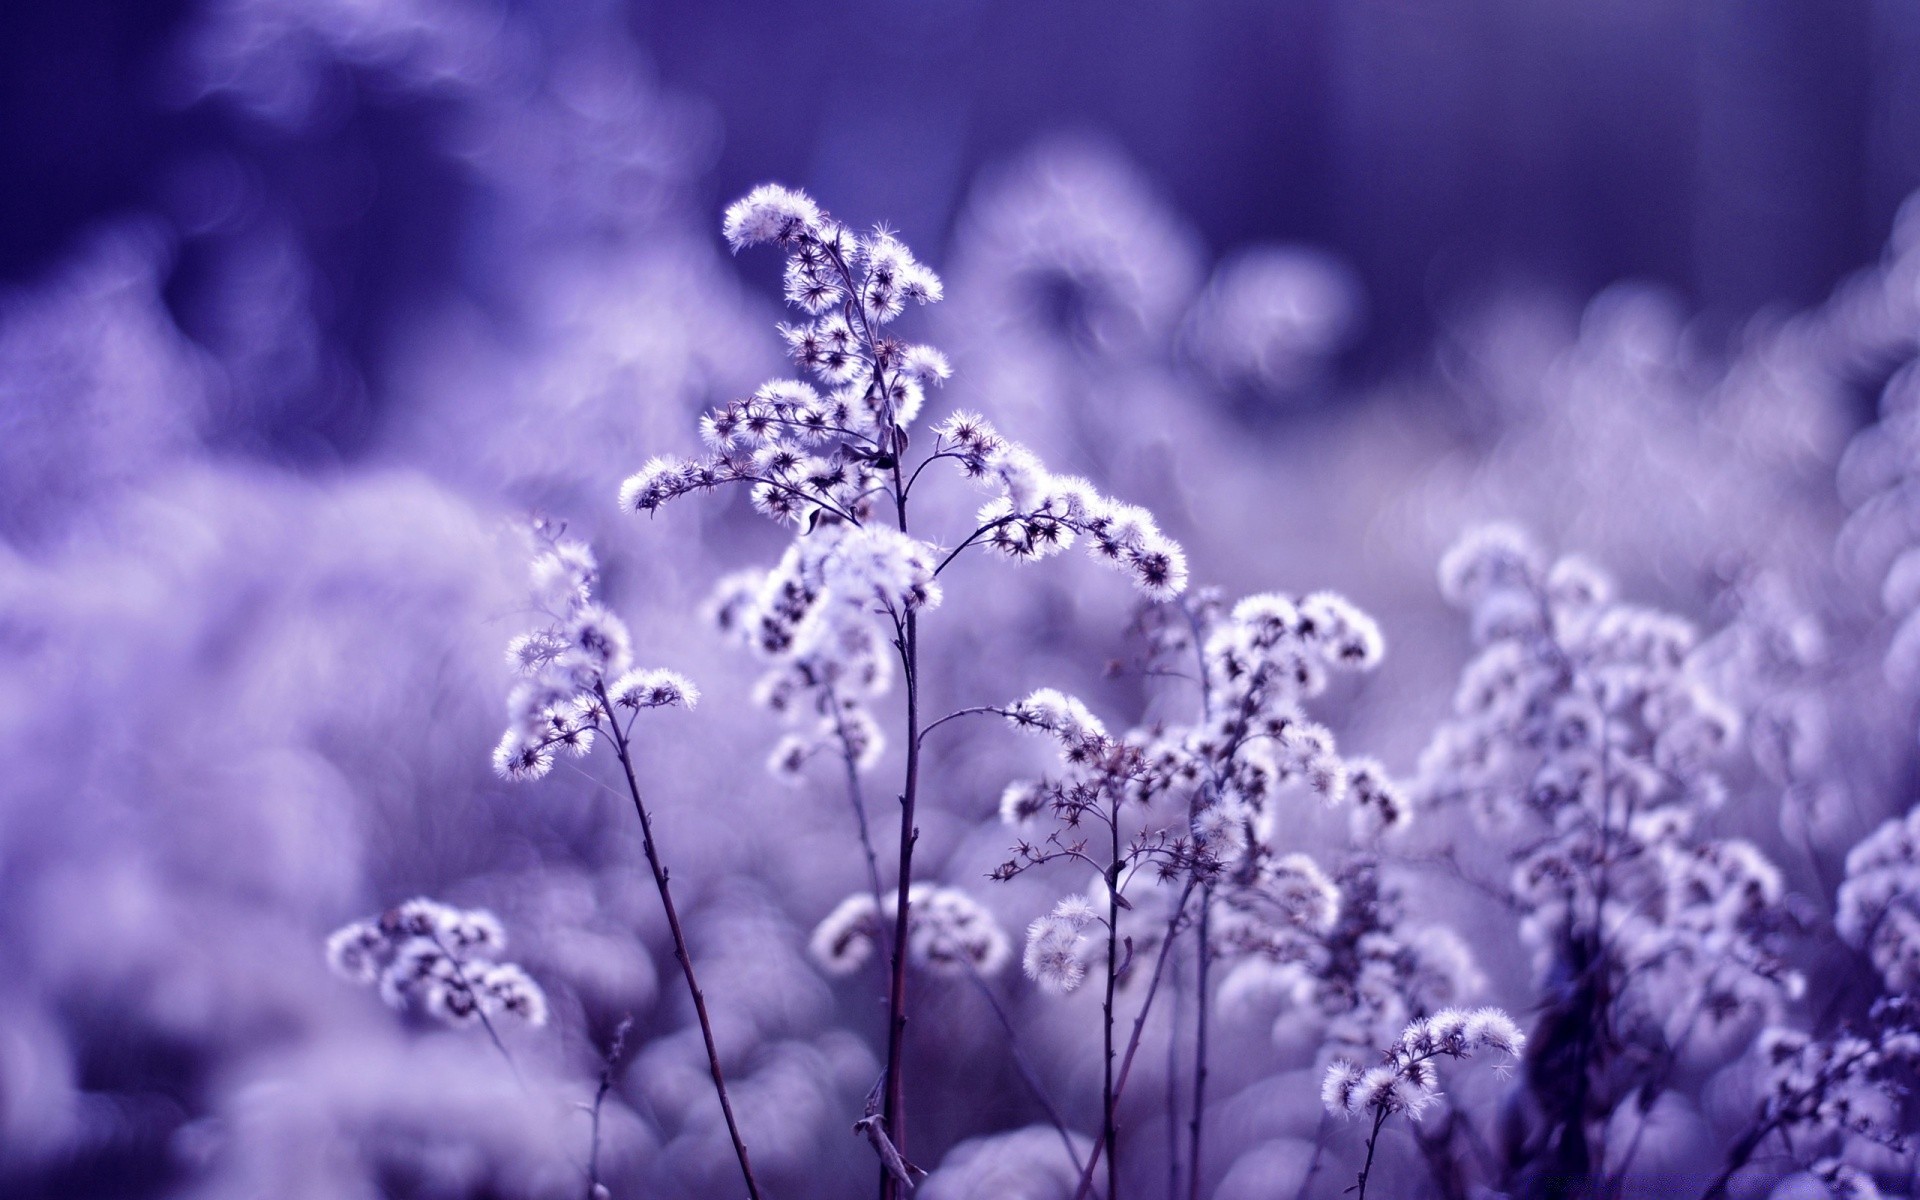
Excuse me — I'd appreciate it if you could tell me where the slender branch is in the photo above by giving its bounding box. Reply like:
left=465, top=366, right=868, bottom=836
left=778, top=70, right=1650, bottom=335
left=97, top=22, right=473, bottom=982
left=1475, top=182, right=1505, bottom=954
left=1071, top=877, right=1199, bottom=1200
left=916, top=705, right=1009, bottom=750
left=1355, top=1104, right=1392, bottom=1200
left=968, top=969, right=1085, bottom=1174
left=900, top=445, right=963, bottom=505
left=878, top=485, right=923, bottom=1200
left=1165, top=945, right=1185, bottom=1200
left=1103, top=800, right=1123, bottom=1200
left=1185, top=886, right=1212, bottom=1200
left=428, top=930, right=526, bottom=1092
left=586, top=1016, right=633, bottom=1200
left=933, top=515, right=1026, bottom=577
left=761, top=412, right=886, bottom=451
left=826, top=682, right=890, bottom=937
left=596, top=684, right=764, bottom=1200
left=715, top=470, right=864, bottom=527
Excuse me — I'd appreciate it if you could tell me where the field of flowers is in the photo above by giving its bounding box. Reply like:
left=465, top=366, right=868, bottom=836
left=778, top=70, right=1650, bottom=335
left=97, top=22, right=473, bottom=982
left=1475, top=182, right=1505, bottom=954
left=2, top=3, right=1919, bottom=1198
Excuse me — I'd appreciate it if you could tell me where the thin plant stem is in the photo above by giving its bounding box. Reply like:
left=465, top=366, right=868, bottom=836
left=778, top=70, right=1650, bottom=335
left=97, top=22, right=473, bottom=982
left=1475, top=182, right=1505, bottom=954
left=1185, top=886, right=1212, bottom=1200
left=933, top=515, right=1026, bottom=577
left=1071, top=877, right=1199, bottom=1200
left=814, top=243, right=925, bottom=1200
left=597, top=684, right=764, bottom=1200
left=1355, top=1104, right=1392, bottom=1200
left=586, top=1016, right=632, bottom=1200
left=1697, top=1117, right=1781, bottom=1200
left=1103, top=797, right=1123, bottom=1200
left=427, top=930, right=527, bottom=1092
left=968, top=969, right=1085, bottom=1174
left=915, top=705, right=1007, bottom=748
left=1165, top=945, right=1184, bottom=1200
left=878, top=539, right=923, bottom=1200
left=826, top=682, right=890, bottom=939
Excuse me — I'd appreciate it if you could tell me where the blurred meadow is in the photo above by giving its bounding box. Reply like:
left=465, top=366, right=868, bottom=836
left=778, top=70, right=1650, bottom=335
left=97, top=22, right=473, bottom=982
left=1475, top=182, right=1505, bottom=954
left=4, top=3, right=1920, bottom=1198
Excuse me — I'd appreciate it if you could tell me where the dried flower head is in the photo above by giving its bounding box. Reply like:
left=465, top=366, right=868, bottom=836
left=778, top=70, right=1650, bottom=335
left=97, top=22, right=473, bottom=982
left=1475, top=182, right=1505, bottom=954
left=325, top=898, right=547, bottom=1029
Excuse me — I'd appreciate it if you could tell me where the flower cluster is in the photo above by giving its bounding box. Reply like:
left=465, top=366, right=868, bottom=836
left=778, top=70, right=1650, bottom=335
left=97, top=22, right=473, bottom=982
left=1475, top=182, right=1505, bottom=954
left=1219, top=858, right=1485, bottom=1059
left=932, top=410, right=1188, bottom=597
left=1022, top=892, right=1104, bottom=994
left=1144, top=588, right=1386, bottom=849
left=1321, top=1006, right=1526, bottom=1121
left=708, top=525, right=934, bottom=786
left=490, top=529, right=698, bottom=782
left=809, top=883, right=1010, bottom=979
left=620, top=184, right=949, bottom=529
left=1417, top=526, right=1797, bottom=1027
left=1750, top=997, right=1920, bottom=1160
left=629, top=186, right=1186, bottom=801
left=995, top=586, right=1391, bottom=1008
left=326, top=898, right=548, bottom=1028
left=1836, top=803, right=1920, bottom=992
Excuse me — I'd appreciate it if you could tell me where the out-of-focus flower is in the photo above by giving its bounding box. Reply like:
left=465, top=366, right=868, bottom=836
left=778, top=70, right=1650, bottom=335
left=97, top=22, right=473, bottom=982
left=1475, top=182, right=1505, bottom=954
left=326, top=898, right=548, bottom=1029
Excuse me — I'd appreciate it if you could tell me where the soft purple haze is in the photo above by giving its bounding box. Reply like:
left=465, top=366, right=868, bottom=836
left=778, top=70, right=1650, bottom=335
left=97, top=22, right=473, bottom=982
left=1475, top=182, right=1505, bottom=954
left=2, top=4, right=1919, bottom=1199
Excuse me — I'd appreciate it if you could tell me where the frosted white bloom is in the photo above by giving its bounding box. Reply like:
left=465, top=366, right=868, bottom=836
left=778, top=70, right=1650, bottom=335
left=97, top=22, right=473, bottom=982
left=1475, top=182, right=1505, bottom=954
left=439, top=907, right=507, bottom=956
left=476, top=963, right=549, bottom=1027
left=1322, top=1059, right=1366, bottom=1114
left=529, top=538, right=598, bottom=611
left=1050, top=893, right=1101, bottom=928
left=1023, top=913, right=1092, bottom=994
left=999, top=779, right=1049, bottom=826
left=560, top=603, right=632, bottom=682
left=810, top=894, right=883, bottom=977
left=1345, top=758, right=1410, bottom=838
left=1006, top=688, right=1107, bottom=747
left=900, top=344, right=952, bottom=385
left=722, top=183, right=822, bottom=250
left=1325, top=1005, right=1525, bottom=1122
left=1836, top=804, right=1920, bottom=992
left=1420, top=527, right=1792, bottom=1058
left=1545, top=554, right=1612, bottom=611
left=492, top=730, right=554, bottom=781
left=325, top=920, right=388, bottom=985
left=325, top=900, right=546, bottom=1031
left=1460, top=1007, right=1525, bottom=1055
left=618, top=455, right=695, bottom=515
left=936, top=412, right=1188, bottom=596
left=494, top=531, right=697, bottom=785
left=1277, top=721, right=1346, bottom=803
left=1265, top=854, right=1342, bottom=934
left=608, top=668, right=700, bottom=711
left=1299, top=591, right=1384, bottom=670
left=808, top=885, right=1010, bottom=979
left=1746, top=998, right=1920, bottom=1161
left=505, top=630, right=567, bottom=676
left=821, top=526, right=942, bottom=616
left=910, top=887, right=1012, bottom=977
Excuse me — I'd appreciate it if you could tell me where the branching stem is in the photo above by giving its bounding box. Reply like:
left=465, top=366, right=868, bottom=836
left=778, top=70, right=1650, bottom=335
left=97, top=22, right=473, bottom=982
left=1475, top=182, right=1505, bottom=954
left=1070, top=877, right=1199, bottom=1200
left=596, top=684, right=763, bottom=1200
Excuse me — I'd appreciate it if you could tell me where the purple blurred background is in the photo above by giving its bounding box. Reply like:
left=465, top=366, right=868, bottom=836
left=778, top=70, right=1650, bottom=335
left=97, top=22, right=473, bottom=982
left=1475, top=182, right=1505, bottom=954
left=6, top=2, right=1920, bottom=1198
left=7, top=0, right=1916, bottom=452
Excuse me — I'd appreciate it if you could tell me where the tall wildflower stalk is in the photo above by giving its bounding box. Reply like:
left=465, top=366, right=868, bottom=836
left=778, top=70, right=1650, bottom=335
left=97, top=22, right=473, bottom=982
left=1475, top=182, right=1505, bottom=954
left=1415, top=526, right=1801, bottom=1196
left=620, top=185, right=1186, bottom=1193
left=995, top=586, right=1390, bottom=1198
left=491, top=529, right=762, bottom=1199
